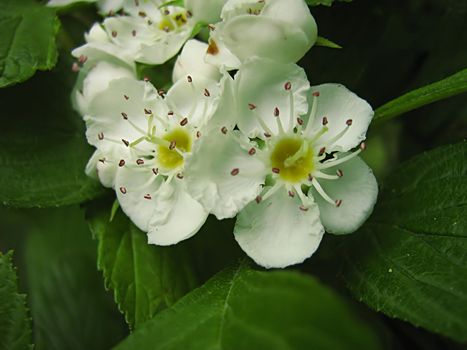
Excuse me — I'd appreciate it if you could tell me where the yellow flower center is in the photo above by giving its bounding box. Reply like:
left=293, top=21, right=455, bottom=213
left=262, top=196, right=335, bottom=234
left=158, top=12, right=188, bottom=32
left=157, top=128, right=192, bottom=170
left=270, top=136, right=314, bottom=183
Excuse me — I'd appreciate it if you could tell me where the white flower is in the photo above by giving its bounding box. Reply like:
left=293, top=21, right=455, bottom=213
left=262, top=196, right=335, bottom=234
left=205, top=0, right=318, bottom=70
left=83, top=72, right=235, bottom=245
left=186, top=58, right=378, bottom=268
left=72, top=4, right=195, bottom=66
left=184, top=0, right=228, bottom=24
left=172, top=39, right=221, bottom=83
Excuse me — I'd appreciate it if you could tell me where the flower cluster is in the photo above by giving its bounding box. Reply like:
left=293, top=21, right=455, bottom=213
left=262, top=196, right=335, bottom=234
left=55, top=0, right=378, bottom=268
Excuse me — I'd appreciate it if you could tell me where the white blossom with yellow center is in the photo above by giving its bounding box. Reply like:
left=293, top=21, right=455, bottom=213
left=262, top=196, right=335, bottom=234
left=185, top=58, right=378, bottom=268
left=84, top=71, right=235, bottom=245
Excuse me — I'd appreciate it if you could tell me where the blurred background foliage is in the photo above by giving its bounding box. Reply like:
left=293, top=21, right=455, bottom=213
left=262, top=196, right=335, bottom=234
left=0, top=0, right=466, bottom=349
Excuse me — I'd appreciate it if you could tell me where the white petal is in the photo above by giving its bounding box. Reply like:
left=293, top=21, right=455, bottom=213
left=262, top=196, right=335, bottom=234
left=222, top=15, right=311, bottom=64
left=262, top=0, right=317, bottom=47
left=86, top=147, right=131, bottom=188
left=115, top=161, right=164, bottom=231
left=147, top=179, right=208, bottom=246
left=308, top=84, right=374, bottom=152
left=172, top=39, right=221, bottom=83
left=234, top=187, right=324, bottom=268
left=206, top=72, right=237, bottom=131
left=235, top=58, right=310, bottom=138
left=311, top=156, right=378, bottom=235
left=165, top=73, right=220, bottom=127
left=85, top=77, right=161, bottom=150
left=185, top=0, right=226, bottom=23
left=205, top=23, right=241, bottom=70
left=73, top=61, right=134, bottom=115
left=185, top=129, right=266, bottom=219
left=97, top=0, right=125, bottom=13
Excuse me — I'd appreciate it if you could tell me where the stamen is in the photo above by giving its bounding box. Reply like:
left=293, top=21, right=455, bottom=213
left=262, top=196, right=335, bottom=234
left=221, top=126, right=228, bottom=134
left=304, top=92, right=320, bottom=135
left=335, top=199, right=343, bottom=207
left=136, top=159, right=144, bottom=165
left=255, top=195, right=262, bottom=204
left=322, top=117, right=328, bottom=125
left=196, top=131, right=201, bottom=138
left=177, top=173, right=184, bottom=179
left=284, top=82, right=292, bottom=90
left=248, top=103, right=256, bottom=110
left=121, top=112, right=128, bottom=120
left=248, top=147, right=256, bottom=155
left=318, top=147, right=363, bottom=169
left=318, top=147, right=326, bottom=156
left=152, top=168, right=159, bottom=175
left=311, top=179, right=336, bottom=205
left=111, top=31, right=117, bottom=38
left=98, top=132, right=104, bottom=140
left=297, top=117, right=304, bottom=126
left=119, top=159, right=125, bottom=167
left=272, top=167, right=280, bottom=174
left=346, top=119, right=353, bottom=126
left=119, top=186, right=127, bottom=194
left=78, top=55, right=87, bottom=64
left=261, top=183, right=282, bottom=201
left=122, top=139, right=130, bottom=147
left=180, top=117, right=188, bottom=126
left=144, top=194, right=152, bottom=200
left=288, top=190, right=295, bottom=197
left=204, top=88, right=210, bottom=97
left=293, top=184, right=312, bottom=210
left=144, top=108, right=152, bottom=115
left=187, top=75, right=192, bottom=83
left=230, top=168, right=239, bottom=176
left=169, top=140, right=177, bottom=150
left=336, top=169, right=343, bottom=177
left=274, top=107, right=285, bottom=134
left=124, top=95, right=129, bottom=100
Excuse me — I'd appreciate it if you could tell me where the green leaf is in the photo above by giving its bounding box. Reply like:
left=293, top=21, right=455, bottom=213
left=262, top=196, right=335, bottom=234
left=115, top=263, right=383, bottom=350
left=86, top=201, right=199, bottom=329
left=0, top=56, right=106, bottom=208
left=23, top=206, right=127, bottom=350
left=0, top=252, right=32, bottom=350
left=340, top=141, right=467, bottom=342
left=374, top=68, right=467, bottom=122
left=316, top=36, right=342, bottom=49
left=306, top=0, right=352, bottom=6
left=0, top=0, right=60, bottom=87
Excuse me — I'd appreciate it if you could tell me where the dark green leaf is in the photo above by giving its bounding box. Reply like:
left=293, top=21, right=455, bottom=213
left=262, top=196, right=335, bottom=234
left=306, top=0, right=352, bottom=6
left=0, top=0, right=60, bottom=87
left=86, top=202, right=199, bottom=329
left=23, top=206, right=127, bottom=350
left=340, top=142, right=467, bottom=342
left=374, top=68, right=467, bottom=122
left=0, top=252, right=32, bottom=350
left=115, top=263, right=383, bottom=350
left=0, top=56, right=106, bottom=208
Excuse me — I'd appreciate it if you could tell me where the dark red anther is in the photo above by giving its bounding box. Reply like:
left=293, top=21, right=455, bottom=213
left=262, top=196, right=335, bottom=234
left=169, top=141, right=177, bottom=150
left=221, top=126, right=228, bottom=134
left=144, top=108, right=152, bottom=115
left=119, top=159, right=125, bottom=167
left=124, top=94, right=129, bottom=100
left=255, top=195, right=262, bottom=204
left=248, top=148, right=256, bottom=155
left=322, top=116, right=328, bottom=125
left=272, top=167, right=280, bottom=174
left=196, top=131, right=201, bottom=138
left=288, top=190, right=295, bottom=197
left=297, top=117, right=304, bottom=126
left=119, top=187, right=127, bottom=194
left=177, top=173, right=184, bottom=179
left=152, top=168, right=159, bottom=175
left=274, top=107, right=280, bottom=117
left=204, top=88, right=210, bottom=97
left=111, top=31, right=117, bottom=38
left=230, top=168, right=239, bottom=176
left=299, top=205, right=309, bottom=212
left=284, top=81, right=292, bottom=90
left=336, top=169, right=343, bottom=177
left=98, top=132, right=104, bottom=140
left=248, top=103, right=256, bottom=110
left=312, top=91, right=320, bottom=97
left=318, top=147, right=326, bottom=156
left=122, top=139, right=130, bottom=147
left=335, top=199, right=343, bottom=207
left=346, top=119, right=353, bottom=126
left=180, top=117, right=188, bottom=126
left=144, top=194, right=152, bottom=200
left=136, top=159, right=144, bottom=165
left=121, top=112, right=128, bottom=119
left=187, top=75, right=193, bottom=83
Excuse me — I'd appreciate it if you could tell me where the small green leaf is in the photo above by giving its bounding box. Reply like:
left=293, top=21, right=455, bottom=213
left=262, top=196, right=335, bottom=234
left=23, top=206, right=127, bottom=350
left=86, top=201, right=199, bottom=329
left=340, top=141, right=467, bottom=342
left=0, top=56, right=106, bottom=208
left=0, top=252, right=32, bottom=350
left=374, top=68, right=467, bottom=122
left=306, top=0, right=352, bottom=6
left=115, top=262, right=383, bottom=350
left=316, top=36, right=342, bottom=49
left=0, top=0, right=60, bottom=87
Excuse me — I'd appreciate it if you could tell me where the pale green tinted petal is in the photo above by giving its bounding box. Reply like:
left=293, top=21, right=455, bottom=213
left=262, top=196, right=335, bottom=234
left=235, top=58, right=309, bottom=138
left=115, top=159, right=164, bottom=231
left=147, top=180, right=208, bottom=246
left=223, top=15, right=310, bottom=64
left=185, top=129, right=265, bottom=219
left=205, top=23, right=241, bottom=70
left=73, top=61, right=134, bottom=115
left=165, top=73, right=220, bottom=127
left=308, top=84, right=374, bottom=152
left=311, top=156, right=378, bottom=235
left=185, top=0, right=227, bottom=23
left=172, top=39, right=221, bottom=83
left=85, top=77, right=160, bottom=151
left=234, top=188, right=324, bottom=268
left=262, top=0, right=317, bottom=46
